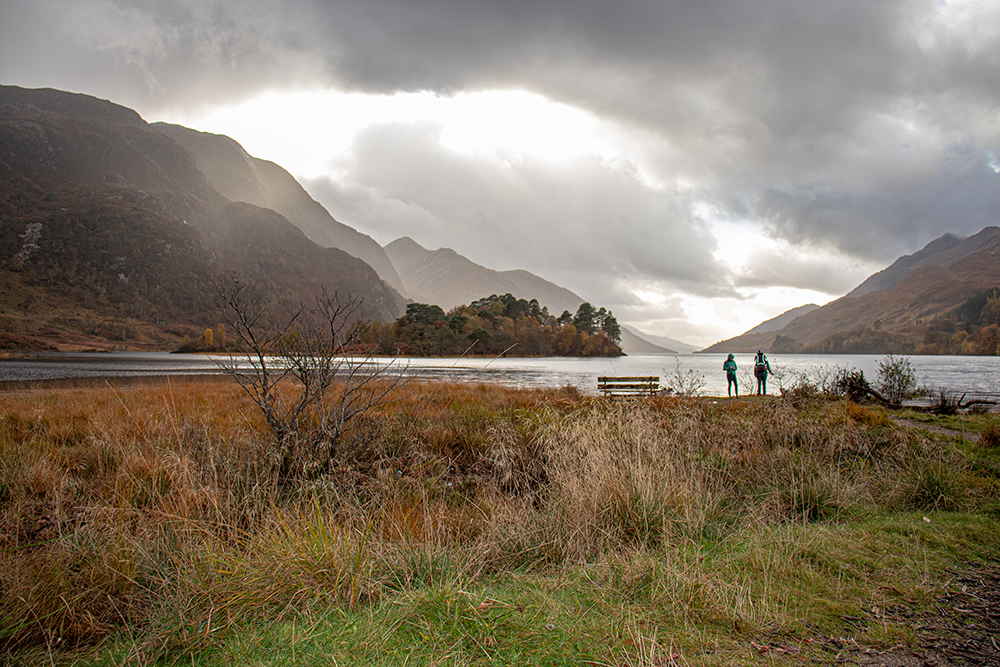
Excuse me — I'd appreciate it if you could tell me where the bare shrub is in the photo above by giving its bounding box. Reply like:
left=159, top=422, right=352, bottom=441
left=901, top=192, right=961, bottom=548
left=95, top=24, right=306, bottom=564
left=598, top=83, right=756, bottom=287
left=768, top=364, right=805, bottom=395
left=664, top=357, right=706, bottom=397
left=738, top=366, right=757, bottom=396
left=217, top=278, right=407, bottom=479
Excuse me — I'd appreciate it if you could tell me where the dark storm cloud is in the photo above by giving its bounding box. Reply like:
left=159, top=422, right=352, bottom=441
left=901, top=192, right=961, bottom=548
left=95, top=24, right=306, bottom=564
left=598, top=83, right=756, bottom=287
left=0, top=0, right=322, bottom=113
left=299, top=0, right=996, bottom=268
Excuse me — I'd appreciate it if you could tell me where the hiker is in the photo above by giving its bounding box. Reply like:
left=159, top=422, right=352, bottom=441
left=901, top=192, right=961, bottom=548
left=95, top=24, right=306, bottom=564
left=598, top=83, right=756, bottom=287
left=723, top=353, right=738, bottom=397
left=753, top=350, right=772, bottom=395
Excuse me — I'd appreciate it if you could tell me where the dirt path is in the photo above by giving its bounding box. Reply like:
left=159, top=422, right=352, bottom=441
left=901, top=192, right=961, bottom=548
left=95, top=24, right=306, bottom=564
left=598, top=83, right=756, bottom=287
left=823, top=419, right=996, bottom=664
left=826, top=562, right=1000, bottom=666
left=891, top=417, right=981, bottom=444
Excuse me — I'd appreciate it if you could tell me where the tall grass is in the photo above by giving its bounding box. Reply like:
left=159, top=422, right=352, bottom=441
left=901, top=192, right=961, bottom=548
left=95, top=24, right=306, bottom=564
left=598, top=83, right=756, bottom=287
left=0, top=378, right=994, bottom=664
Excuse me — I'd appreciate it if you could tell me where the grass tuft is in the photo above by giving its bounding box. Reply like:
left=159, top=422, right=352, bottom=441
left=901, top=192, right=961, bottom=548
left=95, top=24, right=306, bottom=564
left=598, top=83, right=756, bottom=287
left=980, top=421, right=1000, bottom=449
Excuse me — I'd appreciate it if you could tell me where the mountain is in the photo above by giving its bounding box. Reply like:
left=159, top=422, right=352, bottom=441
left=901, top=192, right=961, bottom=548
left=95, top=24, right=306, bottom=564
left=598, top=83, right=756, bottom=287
left=623, top=327, right=700, bottom=354
left=846, top=227, right=1000, bottom=298
left=701, top=228, right=1000, bottom=353
left=618, top=326, right=676, bottom=354
left=149, top=123, right=406, bottom=295
left=742, top=304, right=820, bottom=336
left=385, top=236, right=584, bottom=315
left=0, top=86, right=406, bottom=350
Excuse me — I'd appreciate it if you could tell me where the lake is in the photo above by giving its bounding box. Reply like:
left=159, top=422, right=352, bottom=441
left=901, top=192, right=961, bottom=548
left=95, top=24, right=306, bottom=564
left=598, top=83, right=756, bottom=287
left=2, top=351, right=999, bottom=401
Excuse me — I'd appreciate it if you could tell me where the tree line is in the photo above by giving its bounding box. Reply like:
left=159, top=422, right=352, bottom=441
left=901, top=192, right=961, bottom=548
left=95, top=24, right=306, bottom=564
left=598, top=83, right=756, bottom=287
left=350, top=293, right=623, bottom=357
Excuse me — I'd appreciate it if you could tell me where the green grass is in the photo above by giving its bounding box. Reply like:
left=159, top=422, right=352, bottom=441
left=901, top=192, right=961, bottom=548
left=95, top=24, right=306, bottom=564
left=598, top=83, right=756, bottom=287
left=894, top=407, right=998, bottom=435
left=72, top=513, right=997, bottom=667
left=892, top=408, right=1000, bottom=501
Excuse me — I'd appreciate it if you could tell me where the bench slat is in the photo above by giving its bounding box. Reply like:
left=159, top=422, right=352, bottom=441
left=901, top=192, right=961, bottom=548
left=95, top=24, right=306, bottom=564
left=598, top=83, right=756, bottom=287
left=598, top=376, right=660, bottom=396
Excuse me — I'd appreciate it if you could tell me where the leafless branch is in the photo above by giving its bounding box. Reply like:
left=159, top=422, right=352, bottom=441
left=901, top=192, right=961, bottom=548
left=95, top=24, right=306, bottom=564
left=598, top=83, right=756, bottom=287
left=215, top=276, right=408, bottom=479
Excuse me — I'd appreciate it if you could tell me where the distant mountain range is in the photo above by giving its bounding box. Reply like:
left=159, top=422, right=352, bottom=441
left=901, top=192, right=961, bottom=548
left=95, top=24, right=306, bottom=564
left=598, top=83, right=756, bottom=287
left=619, top=327, right=675, bottom=354
left=0, top=85, right=406, bottom=350
left=385, top=236, right=585, bottom=315
left=619, top=326, right=702, bottom=354
left=0, top=85, right=710, bottom=355
left=384, top=237, right=697, bottom=354
left=702, top=227, right=1000, bottom=353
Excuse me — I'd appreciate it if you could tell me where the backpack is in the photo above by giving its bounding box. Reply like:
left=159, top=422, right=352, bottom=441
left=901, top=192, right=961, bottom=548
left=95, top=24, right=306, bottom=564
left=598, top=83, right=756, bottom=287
left=754, top=353, right=766, bottom=372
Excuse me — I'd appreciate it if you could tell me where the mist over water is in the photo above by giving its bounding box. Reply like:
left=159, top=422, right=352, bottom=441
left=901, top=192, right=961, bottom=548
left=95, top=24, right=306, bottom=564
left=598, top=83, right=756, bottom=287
left=2, top=352, right=999, bottom=400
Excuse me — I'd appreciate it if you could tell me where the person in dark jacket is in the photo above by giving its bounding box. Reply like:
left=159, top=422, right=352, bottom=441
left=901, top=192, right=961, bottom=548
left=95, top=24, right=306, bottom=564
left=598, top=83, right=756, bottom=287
left=723, top=353, right=738, bottom=397
left=753, top=350, right=772, bottom=395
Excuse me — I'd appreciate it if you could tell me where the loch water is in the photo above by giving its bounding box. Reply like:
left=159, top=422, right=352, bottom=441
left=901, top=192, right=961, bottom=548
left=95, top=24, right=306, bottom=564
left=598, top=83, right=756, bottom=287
left=2, top=351, right=999, bottom=401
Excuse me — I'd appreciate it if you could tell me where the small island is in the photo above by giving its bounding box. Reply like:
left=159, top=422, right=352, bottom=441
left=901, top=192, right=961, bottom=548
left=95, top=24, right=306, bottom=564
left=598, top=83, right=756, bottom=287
left=356, top=294, right=623, bottom=357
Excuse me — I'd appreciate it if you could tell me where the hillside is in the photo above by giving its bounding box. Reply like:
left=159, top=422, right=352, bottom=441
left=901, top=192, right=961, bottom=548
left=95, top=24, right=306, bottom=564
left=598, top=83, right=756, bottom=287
left=619, top=326, right=676, bottom=354
left=846, top=227, right=1000, bottom=298
left=742, top=304, right=819, bottom=336
left=385, top=236, right=584, bottom=315
left=702, top=229, right=1000, bottom=353
left=0, top=86, right=406, bottom=350
left=149, top=123, right=406, bottom=295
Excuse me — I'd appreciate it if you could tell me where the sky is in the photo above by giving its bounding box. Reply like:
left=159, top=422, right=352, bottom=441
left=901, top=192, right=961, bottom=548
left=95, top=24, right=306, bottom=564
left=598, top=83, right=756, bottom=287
left=2, top=0, right=999, bottom=347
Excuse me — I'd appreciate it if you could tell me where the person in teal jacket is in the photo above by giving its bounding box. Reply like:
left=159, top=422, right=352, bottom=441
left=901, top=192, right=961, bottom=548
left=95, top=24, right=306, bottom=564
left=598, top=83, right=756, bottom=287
left=723, top=353, right=738, bottom=397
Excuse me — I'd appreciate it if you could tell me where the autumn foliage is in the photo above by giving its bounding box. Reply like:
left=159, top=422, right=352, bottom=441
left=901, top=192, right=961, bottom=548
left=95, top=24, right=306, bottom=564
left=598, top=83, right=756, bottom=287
left=354, top=293, right=623, bottom=357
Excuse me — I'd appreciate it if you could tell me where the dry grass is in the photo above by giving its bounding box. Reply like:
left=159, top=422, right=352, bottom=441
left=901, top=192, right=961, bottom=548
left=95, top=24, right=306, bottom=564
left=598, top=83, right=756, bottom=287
left=0, top=378, right=992, bottom=663
left=980, top=420, right=1000, bottom=449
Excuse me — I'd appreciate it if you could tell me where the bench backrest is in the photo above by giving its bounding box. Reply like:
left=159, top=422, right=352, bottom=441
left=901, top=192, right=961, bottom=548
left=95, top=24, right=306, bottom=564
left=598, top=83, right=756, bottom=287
left=597, top=376, right=660, bottom=395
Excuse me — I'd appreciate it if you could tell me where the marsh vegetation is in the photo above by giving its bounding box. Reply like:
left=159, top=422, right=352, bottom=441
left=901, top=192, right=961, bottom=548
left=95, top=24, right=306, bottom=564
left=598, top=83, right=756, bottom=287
left=1, top=376, right=998, bottom=665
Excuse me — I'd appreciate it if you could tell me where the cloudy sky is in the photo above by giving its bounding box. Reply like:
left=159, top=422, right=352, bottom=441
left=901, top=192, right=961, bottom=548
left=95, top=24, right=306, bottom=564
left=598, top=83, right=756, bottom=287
left=3, top=0, right=999, bottom=346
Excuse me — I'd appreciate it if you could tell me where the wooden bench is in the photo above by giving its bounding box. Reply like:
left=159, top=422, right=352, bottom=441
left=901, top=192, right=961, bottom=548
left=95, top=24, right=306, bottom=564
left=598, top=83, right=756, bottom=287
left=598, top=376, right=660, bottom=397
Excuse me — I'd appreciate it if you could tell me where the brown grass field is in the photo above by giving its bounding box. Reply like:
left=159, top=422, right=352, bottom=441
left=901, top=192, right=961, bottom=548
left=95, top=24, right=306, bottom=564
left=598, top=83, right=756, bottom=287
left=1, top=377, right=998, bottom=665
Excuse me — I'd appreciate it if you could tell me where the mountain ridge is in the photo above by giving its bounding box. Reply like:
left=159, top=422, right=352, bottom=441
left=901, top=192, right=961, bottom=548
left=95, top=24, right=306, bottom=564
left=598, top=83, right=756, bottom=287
left=385, top=236, right=584, bottom=315
left=846, top=228, right=1000, bottom=298
left=701, top=228, right=1000, bottom=353
left=743, top=304, right=820, bottom=336
left=0, top=85, right=406, bottom=350
left=149, top=123, right=406, bottom=295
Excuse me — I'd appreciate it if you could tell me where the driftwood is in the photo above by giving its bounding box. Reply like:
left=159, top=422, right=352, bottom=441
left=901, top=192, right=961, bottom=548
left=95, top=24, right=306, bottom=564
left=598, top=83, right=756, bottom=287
left=862, top=385, right=900, bottom=409
left=837, top=370, right=997, bottom=414
left=904, top=390, right=997, bottom=415
left=836, top=370, right=902, bottom=409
